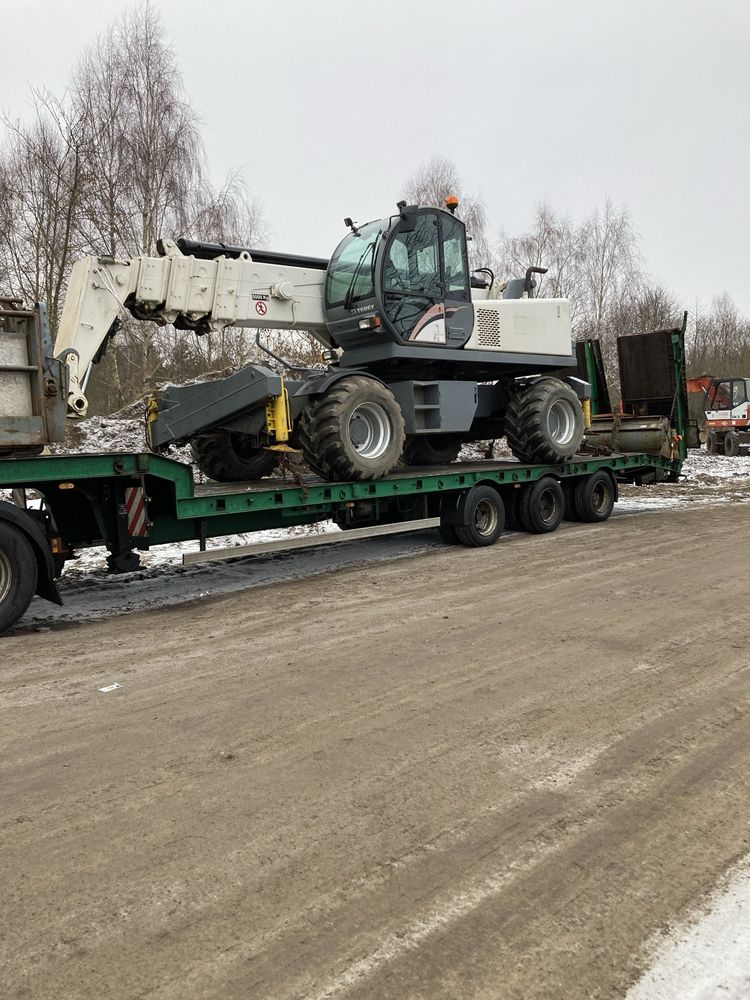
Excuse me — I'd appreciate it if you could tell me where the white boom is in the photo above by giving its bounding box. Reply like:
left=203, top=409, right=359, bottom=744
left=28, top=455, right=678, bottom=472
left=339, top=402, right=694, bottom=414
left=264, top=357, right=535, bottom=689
left=54, top=239, right=331, bottom=417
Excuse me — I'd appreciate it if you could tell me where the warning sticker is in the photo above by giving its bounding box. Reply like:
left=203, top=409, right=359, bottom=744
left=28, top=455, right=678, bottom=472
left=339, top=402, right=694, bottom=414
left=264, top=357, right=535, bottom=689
left=255, top=300, right=268, bottom=317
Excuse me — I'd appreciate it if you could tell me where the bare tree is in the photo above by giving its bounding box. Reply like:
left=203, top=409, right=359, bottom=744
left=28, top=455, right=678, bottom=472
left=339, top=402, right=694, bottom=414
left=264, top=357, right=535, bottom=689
left=687, top=293, right=750, bottom=376
left=497, top=203, right=584, bottom=319
left=0, top=92, right=88, bottom=327
left=403, top=155, right=490, bottom=268
left=576, top=199, right=641, bottom=339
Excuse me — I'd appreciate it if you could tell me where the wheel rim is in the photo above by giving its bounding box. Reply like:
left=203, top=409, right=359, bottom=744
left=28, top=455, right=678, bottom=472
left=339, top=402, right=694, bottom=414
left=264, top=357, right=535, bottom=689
left=547, top=399, right=577, bottom=447
left=473, top=498, right=498, bottom=537
left=0, top=549, right=13, bottom=605
left=348, top=402, right=392, bottom=459
left=539, top=488, right=560, bottom=523
left=592, top=481, right=610, bottom=513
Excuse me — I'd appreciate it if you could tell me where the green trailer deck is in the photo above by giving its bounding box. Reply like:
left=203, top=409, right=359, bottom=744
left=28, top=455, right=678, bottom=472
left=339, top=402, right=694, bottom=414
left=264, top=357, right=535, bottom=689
left=0, top=445, right=684, bottom=632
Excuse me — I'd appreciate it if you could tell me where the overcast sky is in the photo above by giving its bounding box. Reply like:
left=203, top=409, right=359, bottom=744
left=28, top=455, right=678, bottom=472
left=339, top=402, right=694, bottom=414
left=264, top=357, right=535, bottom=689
left=2, top=0, right=749, bottom=314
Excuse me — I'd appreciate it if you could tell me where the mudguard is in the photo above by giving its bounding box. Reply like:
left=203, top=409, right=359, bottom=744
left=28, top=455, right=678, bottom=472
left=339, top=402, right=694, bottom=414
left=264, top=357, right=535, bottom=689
left=291, top=369, right=388, bottom=399
left=0, top=500, right=61, bottom=605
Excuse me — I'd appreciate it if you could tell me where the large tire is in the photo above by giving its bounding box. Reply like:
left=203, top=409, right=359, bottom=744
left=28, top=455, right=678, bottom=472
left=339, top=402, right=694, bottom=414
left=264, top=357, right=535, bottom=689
left=505, top=379, right=584, bottom=464
left=519, top=476, right=565, bottom=534
left=0, top=522, right=38, bottom=631
left=190, top=431, right=279, bottom=482
left=572, top=470, right=615, bottom=523
left=724, top=432, right=740, bottom=457
left=298, top=376, right=406, bottom=481
left=402, top=435, right=462, bottom=467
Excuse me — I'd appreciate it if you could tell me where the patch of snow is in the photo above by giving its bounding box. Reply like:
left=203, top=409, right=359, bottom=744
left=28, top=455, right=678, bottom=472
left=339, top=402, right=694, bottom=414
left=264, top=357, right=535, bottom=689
left=627, top=856, right=750, bottom=999
left=62, top=519, right=339, bottom=576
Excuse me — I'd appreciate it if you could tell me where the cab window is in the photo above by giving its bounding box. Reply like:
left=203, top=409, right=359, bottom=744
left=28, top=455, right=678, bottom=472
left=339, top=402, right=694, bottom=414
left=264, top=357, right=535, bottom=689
left=384, top=213, right=441, bottom=298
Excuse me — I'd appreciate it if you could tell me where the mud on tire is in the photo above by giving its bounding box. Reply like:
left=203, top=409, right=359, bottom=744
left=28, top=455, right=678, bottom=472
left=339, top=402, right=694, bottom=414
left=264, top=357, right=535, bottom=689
left=298, top=376, right=405, bottom=481
left=505, top=378, right=584, bottom=464
left=190, top=430, right=279, bottom=482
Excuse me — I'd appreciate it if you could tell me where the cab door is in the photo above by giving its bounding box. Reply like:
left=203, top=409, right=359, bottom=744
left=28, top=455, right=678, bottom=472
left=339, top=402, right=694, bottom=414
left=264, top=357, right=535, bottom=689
left=380, top=208, right=473, bottom=348
left=439, top=211, right=473, bottom=349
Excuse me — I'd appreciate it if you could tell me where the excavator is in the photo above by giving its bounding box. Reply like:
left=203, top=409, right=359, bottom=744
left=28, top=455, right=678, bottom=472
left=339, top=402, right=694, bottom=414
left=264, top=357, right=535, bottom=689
left=54, top=198, right=590, bottom=482
left=704, top=377, right=750, bottom=455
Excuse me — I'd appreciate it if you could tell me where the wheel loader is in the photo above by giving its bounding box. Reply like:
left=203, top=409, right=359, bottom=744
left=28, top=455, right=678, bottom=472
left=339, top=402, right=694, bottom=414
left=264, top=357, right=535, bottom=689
left=54, top=198, right=590, bottom=482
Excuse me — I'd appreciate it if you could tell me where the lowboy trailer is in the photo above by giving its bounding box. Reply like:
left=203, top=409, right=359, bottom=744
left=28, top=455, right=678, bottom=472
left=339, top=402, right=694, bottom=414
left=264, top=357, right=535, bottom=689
left=0, top=447, right=684, bottom=632
left=0, top=298, right=693, bottom=632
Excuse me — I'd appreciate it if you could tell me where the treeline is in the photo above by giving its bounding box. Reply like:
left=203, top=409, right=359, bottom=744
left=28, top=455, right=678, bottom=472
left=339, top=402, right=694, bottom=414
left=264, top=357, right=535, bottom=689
left=0, top=4, right=267, bottom=414
left=1, top=8, right=747, bottom=418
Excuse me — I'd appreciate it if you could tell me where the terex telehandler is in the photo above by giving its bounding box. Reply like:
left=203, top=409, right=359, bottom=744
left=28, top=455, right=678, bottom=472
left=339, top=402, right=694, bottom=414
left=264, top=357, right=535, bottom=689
left=54, top=199, right=589, bottom=482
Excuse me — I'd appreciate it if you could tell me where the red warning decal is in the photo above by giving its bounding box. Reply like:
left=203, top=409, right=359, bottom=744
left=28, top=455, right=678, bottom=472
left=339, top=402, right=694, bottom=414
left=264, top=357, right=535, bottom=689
left=255, top=300, right=268, bottom=316
left=125, top=487, right=148, bottom=537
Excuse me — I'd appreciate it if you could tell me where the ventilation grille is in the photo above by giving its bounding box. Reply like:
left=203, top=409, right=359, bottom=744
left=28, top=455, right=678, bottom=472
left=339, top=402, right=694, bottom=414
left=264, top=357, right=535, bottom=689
left=475, top=307, right=502, bottom=348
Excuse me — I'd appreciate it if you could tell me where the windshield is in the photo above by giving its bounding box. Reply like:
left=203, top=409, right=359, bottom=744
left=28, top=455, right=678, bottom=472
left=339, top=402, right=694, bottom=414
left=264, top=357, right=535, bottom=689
left=326, top=221, right=384, bottom=308
left=707, top=379, right=746, bottom=411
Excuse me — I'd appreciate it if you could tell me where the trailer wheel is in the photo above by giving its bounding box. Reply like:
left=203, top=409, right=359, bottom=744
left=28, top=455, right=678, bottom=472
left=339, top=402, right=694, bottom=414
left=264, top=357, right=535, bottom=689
left=724, top=432, right=740, bottom=457
left=190, top=431, right=279, bottom=482
left=573, top=470, right=615, bottom=523
left=454, top=485, right=505, bottom=547
left=298, top=376, right=405, bottom=481
left=519, top=476, right=565, bottom=534
left=0, top=522, right=38, bottom=631
left=705, top=433, right=717, bottom=454
left=402, top=435, right=462, bottom=467
left=504, top=379, right=584, bottom=464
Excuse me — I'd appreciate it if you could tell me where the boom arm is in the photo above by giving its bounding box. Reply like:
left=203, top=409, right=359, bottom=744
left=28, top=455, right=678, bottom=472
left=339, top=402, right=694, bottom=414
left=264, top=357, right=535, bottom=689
left=54, top=239, right=331, bottom=416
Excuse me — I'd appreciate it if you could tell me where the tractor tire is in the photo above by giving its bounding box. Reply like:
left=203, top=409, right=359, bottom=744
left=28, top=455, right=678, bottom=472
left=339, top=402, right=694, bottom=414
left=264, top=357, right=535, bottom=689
left=519, top=476, right=565, bottom=534
left=402, top=435, right=462, bottom=467
left=573, top=469, right=615, bottom=523
left=190, top=431, right=279, bottom=482
left=724, top=432, right=740, bottom=457
left=298, top=376, right=405, bottom=481
left=504, top=379, right=584, bottom=464
left=0, top=521, right=38, bottom=632
left=454, top=485, right=505, bottom=547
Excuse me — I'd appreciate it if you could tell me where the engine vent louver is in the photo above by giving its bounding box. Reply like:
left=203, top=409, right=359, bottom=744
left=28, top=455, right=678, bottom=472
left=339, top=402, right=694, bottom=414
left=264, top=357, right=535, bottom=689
left=476, top=307, right=501, bottom=348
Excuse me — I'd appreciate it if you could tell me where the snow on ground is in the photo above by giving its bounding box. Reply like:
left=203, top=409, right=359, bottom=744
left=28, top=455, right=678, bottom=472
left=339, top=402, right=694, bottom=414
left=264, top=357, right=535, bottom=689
left=627, top=857, right=750, bottom=999
left=617, top=448, right=750, bottom=514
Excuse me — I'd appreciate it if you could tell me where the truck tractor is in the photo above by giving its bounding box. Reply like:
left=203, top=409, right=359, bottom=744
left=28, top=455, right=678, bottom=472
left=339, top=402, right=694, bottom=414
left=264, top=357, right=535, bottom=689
left=704, top=377, right=750, bottom=455
left=54, top=199, right=589, bottom=482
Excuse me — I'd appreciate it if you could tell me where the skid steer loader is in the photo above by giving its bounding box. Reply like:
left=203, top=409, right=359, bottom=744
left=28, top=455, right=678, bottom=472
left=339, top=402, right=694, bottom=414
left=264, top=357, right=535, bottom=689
left=54, top=199, right=589, bottom=482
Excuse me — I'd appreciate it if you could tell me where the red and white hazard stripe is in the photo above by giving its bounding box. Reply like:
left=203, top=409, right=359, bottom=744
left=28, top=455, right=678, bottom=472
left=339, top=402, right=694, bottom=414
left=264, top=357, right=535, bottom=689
left=125, top=487, right=149, bottom=537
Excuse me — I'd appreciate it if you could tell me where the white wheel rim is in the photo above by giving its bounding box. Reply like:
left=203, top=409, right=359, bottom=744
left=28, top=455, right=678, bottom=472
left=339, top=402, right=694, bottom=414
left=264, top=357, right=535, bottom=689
left=547, top=399, right=577, bottom=447
left=348, top=402, right=392, bottom=459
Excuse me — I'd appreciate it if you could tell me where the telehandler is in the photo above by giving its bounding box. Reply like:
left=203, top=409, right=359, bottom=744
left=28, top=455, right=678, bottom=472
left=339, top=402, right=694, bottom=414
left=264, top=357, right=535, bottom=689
left=54, top=199, right=588, bottom=482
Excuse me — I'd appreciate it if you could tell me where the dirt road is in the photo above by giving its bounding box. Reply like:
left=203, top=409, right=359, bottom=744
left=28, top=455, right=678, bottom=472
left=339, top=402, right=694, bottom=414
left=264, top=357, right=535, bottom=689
left=2, top=503, right=749, bottom=999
